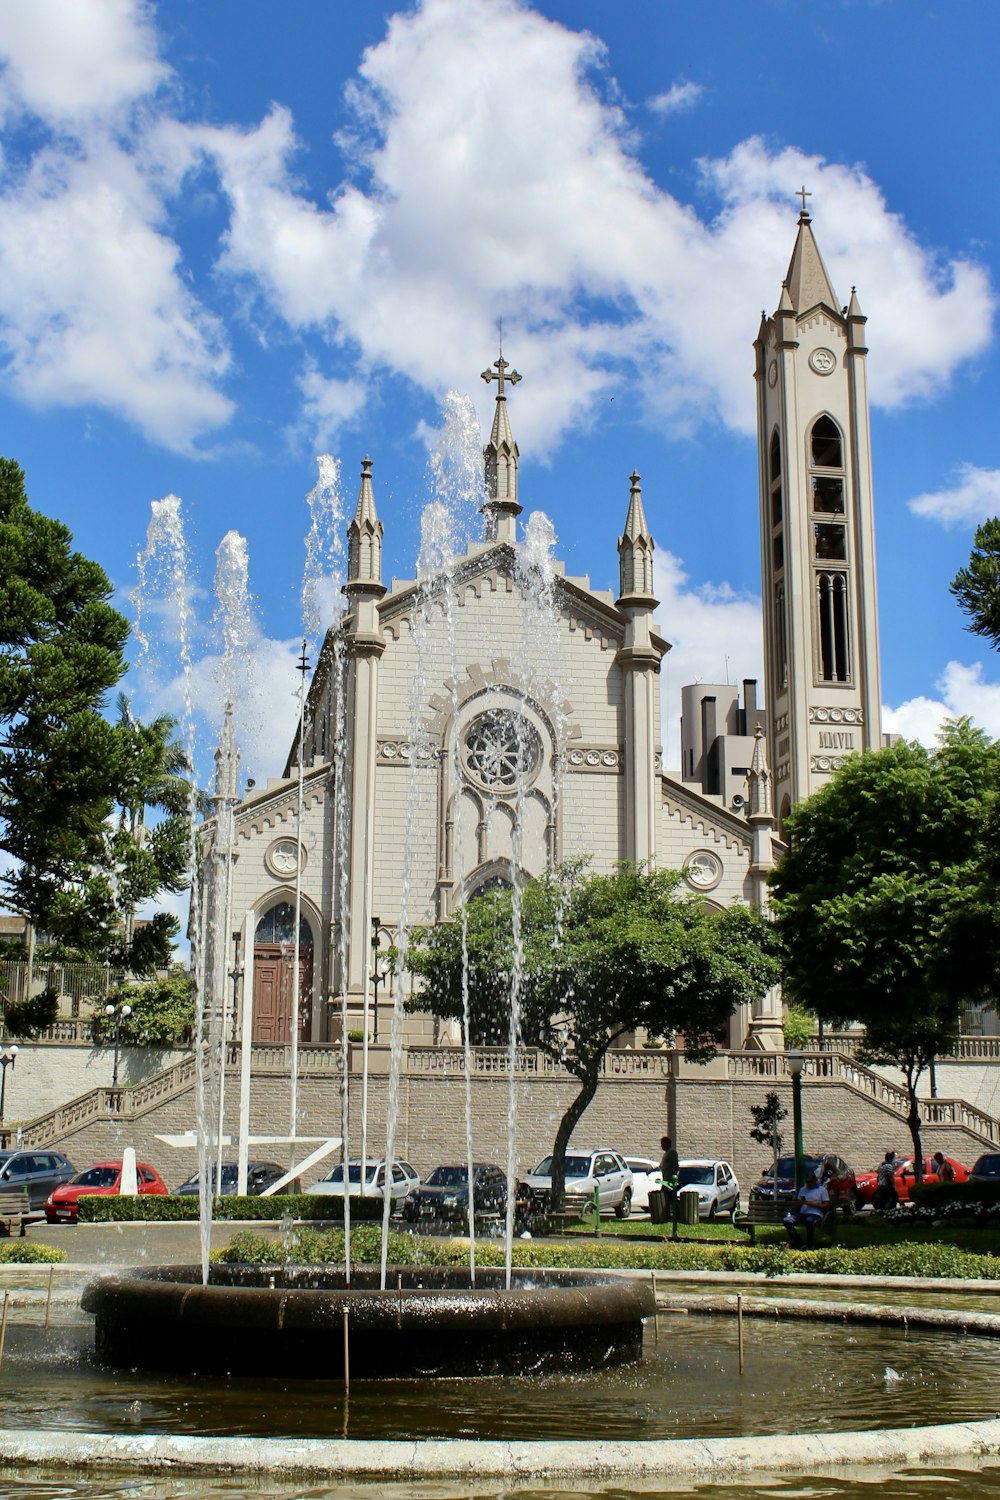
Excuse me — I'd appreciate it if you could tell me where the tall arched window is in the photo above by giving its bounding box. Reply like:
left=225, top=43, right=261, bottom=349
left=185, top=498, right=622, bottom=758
left=809, top=416, right=851, bottom=683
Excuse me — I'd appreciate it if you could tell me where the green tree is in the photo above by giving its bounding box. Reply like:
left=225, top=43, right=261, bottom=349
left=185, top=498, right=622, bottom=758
left=408, top=862, right=781, bottom=1210
left=90, top=970, right=195, bottom=1047
left=952, top=517, right=1000, bottom=650
left=0, top=459, right=130, bottom=940
left=0, top=462, right=189, bottom=974
left=769, top=721, right=1000, bottom=1183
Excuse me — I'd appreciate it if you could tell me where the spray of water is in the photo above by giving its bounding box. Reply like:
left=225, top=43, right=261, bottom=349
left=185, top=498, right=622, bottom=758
left=299, top=455, right=349, bottom=1264
left=134, top=496, right=214, bottom=1283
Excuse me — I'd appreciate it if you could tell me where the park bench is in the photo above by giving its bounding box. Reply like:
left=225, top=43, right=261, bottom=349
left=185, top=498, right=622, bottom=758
left=734, top=1196, right=846, bottom=1245
left=0, top=1189, right=35, bottom=1237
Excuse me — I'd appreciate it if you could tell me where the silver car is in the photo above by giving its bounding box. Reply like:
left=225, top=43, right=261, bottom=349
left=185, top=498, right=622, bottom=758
left=522, top=1149, right=634, bottom=1218
left=677, top=1158, right=740, bottom=1220
left=312, top=1158, right=420, bottom=1202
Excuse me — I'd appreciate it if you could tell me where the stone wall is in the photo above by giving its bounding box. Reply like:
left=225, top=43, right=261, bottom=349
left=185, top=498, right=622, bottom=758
left=31, top=1059, right=992, bottom=1195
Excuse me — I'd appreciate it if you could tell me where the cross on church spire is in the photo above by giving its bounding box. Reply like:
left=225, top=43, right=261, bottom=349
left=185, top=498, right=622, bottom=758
left=796, top=184, right=812, bottom=217
left=481, top=354, right=522, bottom=398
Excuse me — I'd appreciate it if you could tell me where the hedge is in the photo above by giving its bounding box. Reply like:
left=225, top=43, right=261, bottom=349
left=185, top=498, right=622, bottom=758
left=210, top=1226, right=1000, bottom=1280
left=0, top=1242, right=65, bottom=1263
left=78, top=1194, right=365, bottom=1224
left=910, top=1180, right=1000, bottom=1210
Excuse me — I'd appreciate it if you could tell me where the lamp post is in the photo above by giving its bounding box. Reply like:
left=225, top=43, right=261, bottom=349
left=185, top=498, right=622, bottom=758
left=105, top=1003, right=133, bottom=1089
left=0, top=1045, right=18, bottom=1127
left=787, top=1049, right=805, bottom=1194
left=371, top=919, right=391, bottom=1044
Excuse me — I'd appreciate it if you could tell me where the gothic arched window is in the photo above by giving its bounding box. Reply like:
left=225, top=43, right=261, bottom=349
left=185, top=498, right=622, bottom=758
left=255, top=903, right=313, bottom=947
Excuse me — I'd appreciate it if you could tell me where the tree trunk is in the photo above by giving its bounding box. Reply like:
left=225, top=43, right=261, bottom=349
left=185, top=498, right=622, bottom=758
left=547, top=1067, right=601, bottom=1212
left=904, top=1058, right=925, bottom=1187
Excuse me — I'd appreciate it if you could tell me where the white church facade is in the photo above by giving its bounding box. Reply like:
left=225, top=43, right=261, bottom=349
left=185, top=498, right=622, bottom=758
left=205, top=207, right=882, bottom=1055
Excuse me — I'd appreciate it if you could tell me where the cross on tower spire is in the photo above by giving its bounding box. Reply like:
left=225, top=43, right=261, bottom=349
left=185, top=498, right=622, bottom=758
left=796, top=184, right=812, bottom=217
left=481, top=353, right=522, bottom=398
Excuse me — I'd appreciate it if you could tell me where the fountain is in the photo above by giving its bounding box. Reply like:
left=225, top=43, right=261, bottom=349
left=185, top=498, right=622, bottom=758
left=27, top=383, right=999, bottom=1495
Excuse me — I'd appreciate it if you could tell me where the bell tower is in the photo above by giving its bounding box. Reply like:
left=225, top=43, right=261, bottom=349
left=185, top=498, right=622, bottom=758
left=754, top=197, right=882, bottom=827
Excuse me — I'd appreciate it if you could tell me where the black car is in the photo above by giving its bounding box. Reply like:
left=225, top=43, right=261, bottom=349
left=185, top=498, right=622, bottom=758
left=175, top=1160, right=301, bottom=1196
left=751, top=1153, right=857, bottom=1209
left=969, top=1153, right=1000, bottom=1182
left=0, top=1149, right=76, bottom=1210
left=401, top=1163, right=507, bottom=1223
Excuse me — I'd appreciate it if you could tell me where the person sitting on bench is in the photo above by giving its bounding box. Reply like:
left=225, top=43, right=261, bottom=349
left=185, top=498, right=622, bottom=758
left=783, top=1169, right=829, bottom=1249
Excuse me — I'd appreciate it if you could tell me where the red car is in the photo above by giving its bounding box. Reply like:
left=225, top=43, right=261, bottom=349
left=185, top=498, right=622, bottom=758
left=855, top=1154, right=969, bottom=1207
left=44, top=1161, right=169, bottom=1222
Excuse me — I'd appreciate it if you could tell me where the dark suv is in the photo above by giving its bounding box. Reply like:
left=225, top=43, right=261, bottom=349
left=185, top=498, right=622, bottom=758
left=175, top=1161, right=301, bottom=1196
left=0, top=1150, right=76, bottom=1210
left=751, top=1153, right=857, bottom=1210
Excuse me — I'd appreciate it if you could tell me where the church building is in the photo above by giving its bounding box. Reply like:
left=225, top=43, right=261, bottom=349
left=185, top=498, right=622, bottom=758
left=205, top=206, right=882, bottom=1055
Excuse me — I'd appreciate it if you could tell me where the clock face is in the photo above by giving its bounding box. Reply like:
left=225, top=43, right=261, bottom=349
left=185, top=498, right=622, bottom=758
left=809, top=347, right=836, bottom=375
left=767, top=360, right=778, bottom=388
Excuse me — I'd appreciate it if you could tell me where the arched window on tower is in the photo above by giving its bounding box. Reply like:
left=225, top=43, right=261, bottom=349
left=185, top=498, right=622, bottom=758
left=769, top=431, right=787, bottom=688
left=809, top=416, right=851, bottom=683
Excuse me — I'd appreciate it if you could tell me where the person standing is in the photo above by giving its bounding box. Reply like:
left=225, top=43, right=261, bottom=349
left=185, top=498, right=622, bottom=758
left=873, top=1151, right=899, bottom=1213
left=932, top=1151, right=956, bottom=1185
left=659, top=1135, right=680, bottom=1239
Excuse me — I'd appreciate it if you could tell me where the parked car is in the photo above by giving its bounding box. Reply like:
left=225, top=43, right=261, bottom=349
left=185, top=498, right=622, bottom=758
left=521, top=1149, right=634, bottom=1218
left=623, top=1157, right=661, bottom=1212
left=401, top=1163, right=507, bottom=1223
left=751, top=1154, right=857, bottom=1210
left=855, top=1154, right=969, bottom=1207
left=45, top=1161, right=168, bottom=1223
left=969, top=1153, right=1000, bottom=1182
left=175, top=1161, right=301, bottom=1196
left=312, top=1159, right=420, bottom=1202
left=676, top=1159, right=740, bottom=1220
left=0, top=1149, right=76, bottom=1210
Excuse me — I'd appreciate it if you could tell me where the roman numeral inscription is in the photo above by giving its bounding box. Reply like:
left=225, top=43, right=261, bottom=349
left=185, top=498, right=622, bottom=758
left=816, top=730, right=854, bottom=750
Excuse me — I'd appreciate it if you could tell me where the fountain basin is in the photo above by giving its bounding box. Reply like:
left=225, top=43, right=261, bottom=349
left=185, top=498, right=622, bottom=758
left=82, top=1264, right=654, bottom=1378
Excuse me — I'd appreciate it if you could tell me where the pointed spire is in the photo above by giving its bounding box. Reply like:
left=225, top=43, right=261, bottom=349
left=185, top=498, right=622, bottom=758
left=748, top=724, right=772, bottom=819
left=782, top=211, right=839, bottom=314
left=346, top=455, right=384, bottom=593
left=481, top=352, right=523, bottom=545
left=212, top=701, right=240, bottom=805
left=847, top=285, right=863, bottom=318
left=617, top=470, right=656, bottom=604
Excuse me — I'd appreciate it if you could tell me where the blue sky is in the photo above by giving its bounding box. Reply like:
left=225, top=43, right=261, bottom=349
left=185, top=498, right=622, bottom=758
left=2, top=0, right=1000, bottom=790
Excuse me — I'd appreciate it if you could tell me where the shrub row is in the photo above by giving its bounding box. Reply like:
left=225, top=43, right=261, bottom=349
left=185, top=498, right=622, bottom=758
left=0, top=1241, right=65, bottom=1264
left=210, top=1227, right=1000, bottom=1280
left=910, top=1180, right=1000, bottom=1209
left=78, top=1194, right=377, bottom=1224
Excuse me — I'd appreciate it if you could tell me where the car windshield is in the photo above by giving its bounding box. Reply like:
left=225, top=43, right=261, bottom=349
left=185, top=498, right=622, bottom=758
left=74, top=1166, right=119, bottom=1188
left=532, top=1156, right=592, bottom=1178
left=626, top=1161, right=654, bottom=1173
left=678, top=1166, right=714, bottom=1186
left=426, top=1167, right=468, bottom=1187
left=762, top=1156, right=822, bottom=1178
left=323, top=1164, right=378, bottom=1185
left=973, top=1155, right=1000, bottom=1174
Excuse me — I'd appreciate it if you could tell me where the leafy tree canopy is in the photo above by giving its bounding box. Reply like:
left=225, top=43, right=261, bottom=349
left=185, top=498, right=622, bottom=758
left=408, top=862, right=781, bottom=1207
left=769, top=719, right=1000, bottom=1178
left=0, top=460, right=189, bottom=972
left=951, top=517, right=1000, bottom=651
left=91, top=970, right=195, bottom=1048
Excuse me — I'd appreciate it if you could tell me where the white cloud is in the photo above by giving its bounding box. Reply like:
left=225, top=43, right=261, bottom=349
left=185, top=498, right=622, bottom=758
left=654, top=549, right=763, bottom=770
left=196, top=0, right=994, bottom=446
left=908, top=463, right=1000, bottom=528
left=0, top=0, right=230, bottom=451
left=648, top=80, right=704, bottom=116
left=883, top=660, right=1000, bottom=745
left=0, top=0, right=166, bottom=127
left=0, top=0, right=993, bottom=454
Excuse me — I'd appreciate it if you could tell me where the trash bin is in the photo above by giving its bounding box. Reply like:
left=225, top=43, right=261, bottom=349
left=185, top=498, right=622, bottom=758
left=678, top=1189, right=699, bottom=1225
left=648, top=1189, right=668, bottom=1224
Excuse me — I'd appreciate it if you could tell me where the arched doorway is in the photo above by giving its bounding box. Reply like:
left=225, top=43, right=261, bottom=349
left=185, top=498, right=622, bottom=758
left=253, top=902, right=313, bottom=1043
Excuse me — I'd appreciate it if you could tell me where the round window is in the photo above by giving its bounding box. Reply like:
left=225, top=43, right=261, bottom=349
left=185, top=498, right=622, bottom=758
left=462, top=710, right=541, bottom=793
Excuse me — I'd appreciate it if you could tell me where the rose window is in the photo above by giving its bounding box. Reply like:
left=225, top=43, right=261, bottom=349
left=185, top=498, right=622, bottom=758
left=462, top=711, right=540, bottom=792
